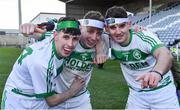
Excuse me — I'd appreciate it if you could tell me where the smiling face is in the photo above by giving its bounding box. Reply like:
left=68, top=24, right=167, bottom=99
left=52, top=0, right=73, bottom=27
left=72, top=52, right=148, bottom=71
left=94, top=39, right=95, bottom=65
left=54, top=31, right=80, bottom=57
left=80, top=26, right=102, bottom=48
left=106, top=22, right=131, bottom=46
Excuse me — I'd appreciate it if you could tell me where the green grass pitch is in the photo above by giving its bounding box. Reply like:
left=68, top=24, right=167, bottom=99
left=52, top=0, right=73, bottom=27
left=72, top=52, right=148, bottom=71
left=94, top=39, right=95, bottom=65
left=0, top=47, right=129, bottom=109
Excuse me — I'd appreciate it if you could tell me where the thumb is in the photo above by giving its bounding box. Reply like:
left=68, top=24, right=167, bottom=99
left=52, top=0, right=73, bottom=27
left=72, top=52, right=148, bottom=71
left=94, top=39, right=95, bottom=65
left=93, top=58, right=97, bottom=64
left=136, top=74, right=145, bottom=81
left=34, top=27, right=46, bottom=34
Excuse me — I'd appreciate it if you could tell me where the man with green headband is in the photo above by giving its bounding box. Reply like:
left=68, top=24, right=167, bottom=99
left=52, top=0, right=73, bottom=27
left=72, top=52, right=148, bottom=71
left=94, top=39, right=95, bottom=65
left=1, top=17, right=85, bottom=109
left=19, top=11, right=107, bottom=109
left=105, top=6, right=179, bottom=109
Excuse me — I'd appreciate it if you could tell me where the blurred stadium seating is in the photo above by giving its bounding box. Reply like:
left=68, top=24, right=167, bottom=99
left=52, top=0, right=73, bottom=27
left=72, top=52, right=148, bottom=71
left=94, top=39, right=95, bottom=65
left=130, top=2, right=180, bottom=47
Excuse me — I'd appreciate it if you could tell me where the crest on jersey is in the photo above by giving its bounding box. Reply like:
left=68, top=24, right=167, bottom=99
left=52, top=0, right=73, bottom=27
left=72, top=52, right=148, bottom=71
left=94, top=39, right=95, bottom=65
left=81, top=53, right=88, bottom=61
left=133, top=50, right=141, bottom=60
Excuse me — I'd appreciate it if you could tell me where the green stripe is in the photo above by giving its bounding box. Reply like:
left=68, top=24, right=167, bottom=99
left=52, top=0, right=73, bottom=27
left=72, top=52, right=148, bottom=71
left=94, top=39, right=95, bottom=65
left=138, top=32, right=158, bottom=46
left=56, top=64, right=64, bottom=77
left=12, top=88, right=56, bottom=98
left=52, top=40, right=61, bottom=60
left=47, top=52, right=54, bottom=92
left=136, top=33, right=155, bottom=47
left=1, top=90, right=7, bottom=110
left=151, top=44, right=164, bottom=54
left=47, top=43, right=56, bottom=93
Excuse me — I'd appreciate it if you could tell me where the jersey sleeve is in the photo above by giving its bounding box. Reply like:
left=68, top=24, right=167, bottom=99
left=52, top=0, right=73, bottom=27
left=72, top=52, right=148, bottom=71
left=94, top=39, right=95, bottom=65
left=101, top=33, right=110, bottom=55
left=137, top=30, right=164, bottom=54
left=25, top=46, right=56, bottom=98
left=27, top=60, right=55, bottom=98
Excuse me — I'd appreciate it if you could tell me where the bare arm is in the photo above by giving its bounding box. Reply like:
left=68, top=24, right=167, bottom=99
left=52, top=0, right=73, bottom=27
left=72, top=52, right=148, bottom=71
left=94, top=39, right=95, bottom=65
left=136, top=47, right=173, bottom=88
left=94, top=35, right=109, bottom=64
left=45, top=76, right=85, bottom=107
left=152, top=47, right=173, bottom=74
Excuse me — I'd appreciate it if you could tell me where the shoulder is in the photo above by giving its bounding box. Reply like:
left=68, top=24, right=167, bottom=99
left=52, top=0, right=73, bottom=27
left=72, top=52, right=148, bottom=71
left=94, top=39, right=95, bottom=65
left=135, top=29, right=158, bottom=38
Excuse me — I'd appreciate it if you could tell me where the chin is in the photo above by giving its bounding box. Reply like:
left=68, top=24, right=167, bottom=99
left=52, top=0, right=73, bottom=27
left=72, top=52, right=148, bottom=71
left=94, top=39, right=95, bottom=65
left=62, top=53, right=71, bottom=57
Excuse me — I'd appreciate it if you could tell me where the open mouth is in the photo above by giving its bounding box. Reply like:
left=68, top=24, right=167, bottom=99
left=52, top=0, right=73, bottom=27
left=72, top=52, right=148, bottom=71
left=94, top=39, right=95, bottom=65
left=63, top=47, right=73, bottom=55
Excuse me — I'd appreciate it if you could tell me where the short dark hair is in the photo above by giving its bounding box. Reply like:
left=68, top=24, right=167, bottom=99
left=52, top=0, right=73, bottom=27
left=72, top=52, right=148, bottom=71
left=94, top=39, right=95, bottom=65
left=58, top=17, right=81, bottom=36
left=83, top=11, right=104, bottom=22
left=105, top=6, right=127, bottom=18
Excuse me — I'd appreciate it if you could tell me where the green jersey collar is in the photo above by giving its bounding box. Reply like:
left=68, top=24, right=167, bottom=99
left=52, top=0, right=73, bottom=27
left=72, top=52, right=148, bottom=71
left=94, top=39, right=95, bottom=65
left=52, top=40, right=62, bottom=60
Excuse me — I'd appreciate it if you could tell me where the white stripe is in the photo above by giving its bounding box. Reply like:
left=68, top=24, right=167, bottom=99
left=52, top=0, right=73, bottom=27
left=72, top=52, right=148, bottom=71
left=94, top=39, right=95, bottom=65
left=79, top=19, right=104, bottom=29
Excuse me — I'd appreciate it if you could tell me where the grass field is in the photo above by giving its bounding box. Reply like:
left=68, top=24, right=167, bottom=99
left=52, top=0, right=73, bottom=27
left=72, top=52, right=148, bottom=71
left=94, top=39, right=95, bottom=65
left=0, top=47, right=129, bottom=109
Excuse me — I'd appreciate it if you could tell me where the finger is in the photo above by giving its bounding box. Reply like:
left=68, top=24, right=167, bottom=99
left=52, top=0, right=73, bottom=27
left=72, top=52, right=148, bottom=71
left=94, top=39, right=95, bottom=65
left=81, top=81, right=85, bottom=86
left=100, top=56, right=106, bottom=64
left=22, top=24, right=27, bottom=34
left=95, top=56, right=101, bottom=64
left=152, top=78, right=159, bottom=88
left=142, top=75, right=149, bottom=88
left=103, top=56, right=108, bottom=63
left=25, top=24, right=30, bottom=35
left=93, top=58, right=97, bottom=64
left=149, top=74, right=155, bottom=88
left=29, top=24, right=35, bottom=34
left=136, top=74, right=145, bottom=81
left=35, top=27, right=46, bottom=34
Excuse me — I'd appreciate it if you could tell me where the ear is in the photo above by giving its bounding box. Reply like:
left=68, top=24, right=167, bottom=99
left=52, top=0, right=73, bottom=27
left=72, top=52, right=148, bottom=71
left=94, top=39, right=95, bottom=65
left=105, top=25, right=109, bottom=32
left=53, top=31, right=58, bottom=41
left=127, top=21, right=132, bottom=28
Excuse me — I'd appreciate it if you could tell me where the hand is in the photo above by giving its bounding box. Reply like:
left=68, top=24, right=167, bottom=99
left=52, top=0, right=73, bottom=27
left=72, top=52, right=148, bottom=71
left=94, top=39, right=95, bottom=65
left=93, top=54, right=108, bottom=64
left=20, top=23, right=46, bottom=36
left=69, top=76, right=85, bottom=96
left=134, top=25, right=147, bottom=32
left=136, top=72, right=162, bottom=89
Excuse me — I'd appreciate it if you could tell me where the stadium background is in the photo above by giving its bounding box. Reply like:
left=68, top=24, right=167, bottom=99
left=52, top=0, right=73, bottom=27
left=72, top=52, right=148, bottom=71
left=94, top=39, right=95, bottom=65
left=0, top=0, right=180, bottom=109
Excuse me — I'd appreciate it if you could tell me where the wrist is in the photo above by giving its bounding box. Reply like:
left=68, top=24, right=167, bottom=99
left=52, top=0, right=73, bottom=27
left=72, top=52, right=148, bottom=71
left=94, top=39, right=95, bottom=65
left=66, top=89, right=75, bottom=98
left=150, top=70, right=163, bottom=81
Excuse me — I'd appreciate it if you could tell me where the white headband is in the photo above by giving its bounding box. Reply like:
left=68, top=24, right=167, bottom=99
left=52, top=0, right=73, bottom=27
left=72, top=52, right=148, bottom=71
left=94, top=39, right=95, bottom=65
left=105, top=18, right=129, bottom=26
left=79, top=19, right=104, bottom=29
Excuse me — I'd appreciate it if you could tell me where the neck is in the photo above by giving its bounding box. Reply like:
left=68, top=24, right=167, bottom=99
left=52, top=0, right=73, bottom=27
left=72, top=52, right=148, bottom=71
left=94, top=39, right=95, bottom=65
left=79, top=37, right=90, bottom=49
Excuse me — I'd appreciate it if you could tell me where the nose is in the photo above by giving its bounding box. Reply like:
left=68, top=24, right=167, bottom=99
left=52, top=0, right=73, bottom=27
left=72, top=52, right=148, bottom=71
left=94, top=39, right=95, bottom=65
left=115, top=27, right=122, bottom=34
left=91, top=33, right=98, bottom=41
left=67, top=38, right=73, bottom=47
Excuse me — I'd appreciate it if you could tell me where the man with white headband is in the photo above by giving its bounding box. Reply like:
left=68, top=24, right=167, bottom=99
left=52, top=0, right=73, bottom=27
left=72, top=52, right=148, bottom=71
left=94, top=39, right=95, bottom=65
left=1, top=17, right=85, bottom=109
left=18, top=11, right=107, bottom=109
left=105, top=6, right=179, bottom=109
left=49, top=11, right=107, bottom=109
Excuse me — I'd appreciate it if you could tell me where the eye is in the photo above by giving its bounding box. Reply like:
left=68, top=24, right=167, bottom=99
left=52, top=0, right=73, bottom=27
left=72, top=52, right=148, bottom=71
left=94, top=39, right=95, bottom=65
left=62, top=35, right=70, bottom=40
left=73, top=37, right=80, bottom=42
left=118, top=23, right=126, bottom=28
left=87, top=29, right=94, bottom=34
left=109, top=25, right=116, bottom=30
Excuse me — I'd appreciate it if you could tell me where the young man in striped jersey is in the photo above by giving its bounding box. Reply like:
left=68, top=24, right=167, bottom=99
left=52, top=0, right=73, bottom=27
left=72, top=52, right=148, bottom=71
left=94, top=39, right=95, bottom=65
left=105, top=6, right=179, bottom=109
left=1, top=17, right=85, bottom=109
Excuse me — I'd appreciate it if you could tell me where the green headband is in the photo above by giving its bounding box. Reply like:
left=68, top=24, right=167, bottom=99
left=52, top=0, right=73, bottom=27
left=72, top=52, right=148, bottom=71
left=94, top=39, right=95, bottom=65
left=57, top=21, right=79, bottom=31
